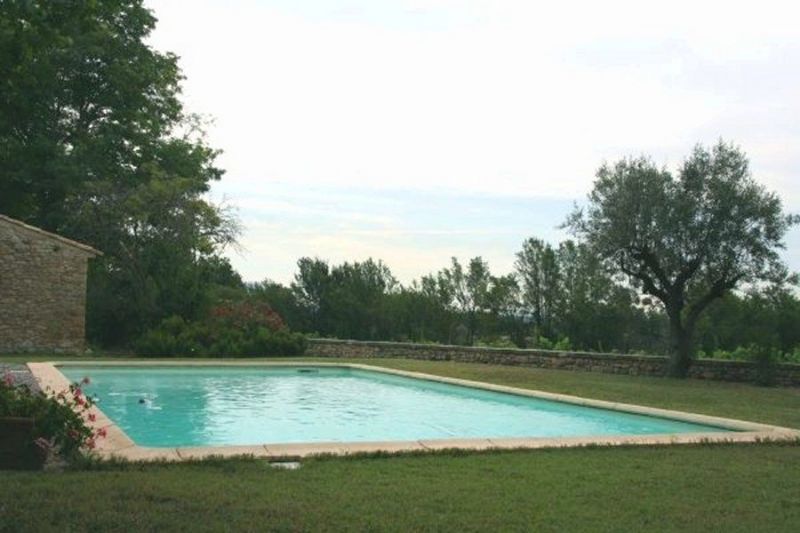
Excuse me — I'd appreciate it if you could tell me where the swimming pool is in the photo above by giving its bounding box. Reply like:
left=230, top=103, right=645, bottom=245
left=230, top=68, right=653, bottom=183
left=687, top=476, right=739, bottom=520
left=61, top=365, right=731, bottom=447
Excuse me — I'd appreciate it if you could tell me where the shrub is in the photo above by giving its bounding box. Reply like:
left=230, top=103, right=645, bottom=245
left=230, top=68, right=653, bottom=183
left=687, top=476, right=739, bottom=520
left=135, top=328, right=181, bottom=357
left=0, top=373, right=105, bottom=464
left=209, top=301, right=285, bottom=332
left=750, top=345, right=780, bottom=387
left=705, top=345, right=800, bottom=364
left=531, top=335, right=573, bottom=351
left=476, top=337, right=519, bottom=349
left=700, top=344, right=795, bottom=386
left=135, top=304, right=307, bottom=357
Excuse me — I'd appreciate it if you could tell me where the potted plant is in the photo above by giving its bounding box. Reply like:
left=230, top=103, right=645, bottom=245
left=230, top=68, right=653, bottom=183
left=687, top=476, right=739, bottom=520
left=0, top=415, right=43, bottom=470
left=0, top=371, right=105, bottom=470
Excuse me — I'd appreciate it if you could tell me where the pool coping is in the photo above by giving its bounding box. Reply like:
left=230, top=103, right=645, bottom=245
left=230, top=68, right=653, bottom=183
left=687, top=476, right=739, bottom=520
left=27, top=361, right=800, bottom=461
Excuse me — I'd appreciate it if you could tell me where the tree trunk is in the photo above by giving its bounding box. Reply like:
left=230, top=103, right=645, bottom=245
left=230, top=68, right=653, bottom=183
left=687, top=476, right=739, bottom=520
left=667, top=311, right=693, bottom=378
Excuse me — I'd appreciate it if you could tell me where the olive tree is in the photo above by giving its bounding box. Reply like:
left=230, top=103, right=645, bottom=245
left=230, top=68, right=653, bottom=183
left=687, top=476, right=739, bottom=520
left=567, top=142, right=797, bottom=376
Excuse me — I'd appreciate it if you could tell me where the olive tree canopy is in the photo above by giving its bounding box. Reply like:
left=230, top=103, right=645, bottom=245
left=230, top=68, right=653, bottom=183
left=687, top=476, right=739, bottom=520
left=567, top=141, right=798, bottom=376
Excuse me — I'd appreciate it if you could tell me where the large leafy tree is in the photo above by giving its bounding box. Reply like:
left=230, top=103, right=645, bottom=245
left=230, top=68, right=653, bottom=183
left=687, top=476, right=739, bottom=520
left=439, top=257, right=490, bottom=344
left=291, top=257, right=397, bottom=339
left=291, top=257, right=332, bottom=334
left=555, top=240, right=637, bottom=351
left=439, top=257, right=516, bottom=345
left=327, top=258, right=397, bottom=339
left=515, top=238, right=561, bottom=336
left=408, top=273, right=457, bottom=342
left=568, top=142, right=797, bottom=376
left=0, top=1, right=237, bottom=345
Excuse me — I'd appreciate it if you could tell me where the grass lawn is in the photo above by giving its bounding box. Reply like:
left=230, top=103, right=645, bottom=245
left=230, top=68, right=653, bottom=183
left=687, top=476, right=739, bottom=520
left=2, top=355, right=800, bottom=531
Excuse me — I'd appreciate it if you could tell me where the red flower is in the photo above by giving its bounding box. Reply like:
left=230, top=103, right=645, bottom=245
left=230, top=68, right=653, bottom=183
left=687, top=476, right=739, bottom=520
left=73, top=387, right=82, bottom=397
left=88, top=413, right=97, bottom=422
left=97, top=428, right=108, bottom=439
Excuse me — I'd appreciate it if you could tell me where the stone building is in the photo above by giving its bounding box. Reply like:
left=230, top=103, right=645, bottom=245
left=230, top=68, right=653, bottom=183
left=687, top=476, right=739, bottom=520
left=0, top=214, right=101, bottom=353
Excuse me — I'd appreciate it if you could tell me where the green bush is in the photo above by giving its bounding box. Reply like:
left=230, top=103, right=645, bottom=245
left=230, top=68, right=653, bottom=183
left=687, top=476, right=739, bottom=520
left=698, top=344, right=800, bottom=386
left=749, top=345, right=780, bottom=387
left=135, top=313, right=307, bottom=357
left=476, top=337, right=519, bottom=349
left=531, top=335, right=573, bottom=351
left=704, top=345, right=800, bottom=364
left=135, top=329, right=180, bottom=357
left=1, top=373, right=105, bottom=463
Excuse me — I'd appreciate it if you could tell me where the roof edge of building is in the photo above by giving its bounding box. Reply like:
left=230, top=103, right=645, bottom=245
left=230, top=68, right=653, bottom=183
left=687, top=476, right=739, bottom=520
left=0, top=214, right=103, bottom=257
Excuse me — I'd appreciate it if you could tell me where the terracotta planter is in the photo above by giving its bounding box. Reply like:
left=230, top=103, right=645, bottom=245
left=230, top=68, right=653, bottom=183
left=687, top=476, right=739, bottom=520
left=0, top=417, right=45, bottom=470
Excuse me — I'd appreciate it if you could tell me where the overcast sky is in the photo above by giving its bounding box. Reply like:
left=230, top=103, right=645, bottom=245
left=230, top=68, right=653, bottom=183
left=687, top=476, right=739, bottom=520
left=145, top=0, right=800, bottom=284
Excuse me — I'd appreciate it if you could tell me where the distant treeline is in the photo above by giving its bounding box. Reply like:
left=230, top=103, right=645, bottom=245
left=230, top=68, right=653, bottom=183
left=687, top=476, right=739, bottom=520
left=208, top=245, right=800, bottom=361
left=3, top=2, right=797, bottom=371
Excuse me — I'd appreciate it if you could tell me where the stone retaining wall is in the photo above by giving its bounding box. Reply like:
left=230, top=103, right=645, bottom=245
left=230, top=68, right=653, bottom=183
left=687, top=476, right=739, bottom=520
left=307, top=339, right=800, bottom=387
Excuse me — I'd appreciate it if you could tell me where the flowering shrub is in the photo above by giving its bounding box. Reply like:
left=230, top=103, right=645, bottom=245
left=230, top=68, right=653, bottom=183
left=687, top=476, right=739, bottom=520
left=0, top=372, right=105, bottom=461
left=135, top=302, right=307, bottom=357
left=209, top=301, right=286, bottom=332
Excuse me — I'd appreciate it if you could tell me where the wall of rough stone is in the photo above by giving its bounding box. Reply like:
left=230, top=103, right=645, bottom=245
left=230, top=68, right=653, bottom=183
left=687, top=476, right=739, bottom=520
left=307, top=339, right=800, bottom=387
left=0, top=218, right=96, bottom=353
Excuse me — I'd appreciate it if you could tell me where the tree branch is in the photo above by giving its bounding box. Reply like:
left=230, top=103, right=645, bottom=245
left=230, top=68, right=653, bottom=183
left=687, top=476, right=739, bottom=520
left=634, top=246, right=672, bottom=291
left=619, top=257, right=668, bottom=302
left=686, top=275, right=742, bottom=328
left=674, top=254, right=704, bottom=291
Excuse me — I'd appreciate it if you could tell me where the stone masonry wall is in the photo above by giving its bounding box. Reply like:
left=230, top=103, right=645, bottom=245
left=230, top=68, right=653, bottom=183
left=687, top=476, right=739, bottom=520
left=308, top=339, right=800, bottom=387
left=0, top=218, right=96, bottom=353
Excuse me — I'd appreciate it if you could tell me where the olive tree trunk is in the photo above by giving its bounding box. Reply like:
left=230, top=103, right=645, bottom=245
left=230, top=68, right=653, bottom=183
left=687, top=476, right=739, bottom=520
left=667, top=308, right=694, bottom=378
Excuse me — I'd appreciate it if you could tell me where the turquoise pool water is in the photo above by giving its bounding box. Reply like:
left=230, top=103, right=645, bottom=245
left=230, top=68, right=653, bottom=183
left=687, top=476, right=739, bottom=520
left=61, top=366, right=729, bottom=447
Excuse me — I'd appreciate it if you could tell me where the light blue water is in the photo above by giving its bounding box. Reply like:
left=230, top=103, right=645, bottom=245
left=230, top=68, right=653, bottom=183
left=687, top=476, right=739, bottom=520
left=61, top=366, right=729, bottom=447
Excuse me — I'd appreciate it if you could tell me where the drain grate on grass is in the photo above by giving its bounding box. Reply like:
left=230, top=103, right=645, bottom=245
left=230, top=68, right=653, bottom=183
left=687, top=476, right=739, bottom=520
left=268, top=461, right=301, bottom=470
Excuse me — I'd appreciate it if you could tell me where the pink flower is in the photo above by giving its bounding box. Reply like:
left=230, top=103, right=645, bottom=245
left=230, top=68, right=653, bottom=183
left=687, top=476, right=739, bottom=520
left=96, top=428, right=108, bottom=439
left=3, top=371, right=13, bottom=387
left=73, top=387, right=82, bottom=397
left=34, top=437, right=54, bottom=451
left=88, top=413, right=96, bottom=422
left=74, top=396, right=85, bottom=407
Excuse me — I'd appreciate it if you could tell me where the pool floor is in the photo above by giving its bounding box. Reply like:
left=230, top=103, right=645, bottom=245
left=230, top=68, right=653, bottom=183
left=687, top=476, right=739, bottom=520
left=61, top=365, right=730, bottom=447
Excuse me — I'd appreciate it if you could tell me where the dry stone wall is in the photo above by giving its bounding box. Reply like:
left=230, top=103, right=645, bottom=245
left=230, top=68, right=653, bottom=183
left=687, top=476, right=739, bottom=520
left=308, top=339, right=800, bottom=387
left=0, top=216, right=98, bottom=353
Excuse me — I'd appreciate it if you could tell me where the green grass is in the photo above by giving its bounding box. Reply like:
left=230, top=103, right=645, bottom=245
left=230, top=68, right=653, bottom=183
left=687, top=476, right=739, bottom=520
left=2, top=444, right=799, bottom=532
left=3, top=355, right=800, bottom=531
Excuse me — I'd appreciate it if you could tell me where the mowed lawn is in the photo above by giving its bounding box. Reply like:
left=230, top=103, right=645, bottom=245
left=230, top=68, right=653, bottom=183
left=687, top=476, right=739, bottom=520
left=2, top=356, right=800, bottom=532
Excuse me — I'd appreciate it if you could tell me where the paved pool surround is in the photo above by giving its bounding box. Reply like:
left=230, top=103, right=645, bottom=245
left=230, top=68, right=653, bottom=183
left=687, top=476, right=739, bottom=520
left=27, top=362, right=800, bottom=462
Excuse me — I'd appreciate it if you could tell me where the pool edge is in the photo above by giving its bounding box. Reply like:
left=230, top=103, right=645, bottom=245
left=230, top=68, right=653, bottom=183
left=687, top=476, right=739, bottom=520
left=27, top=361, right=800, bottom=462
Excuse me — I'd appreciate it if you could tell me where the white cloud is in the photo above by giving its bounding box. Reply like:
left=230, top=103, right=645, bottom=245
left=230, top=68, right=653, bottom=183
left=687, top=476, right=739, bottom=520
left=145, top=0, right=800, bottom=281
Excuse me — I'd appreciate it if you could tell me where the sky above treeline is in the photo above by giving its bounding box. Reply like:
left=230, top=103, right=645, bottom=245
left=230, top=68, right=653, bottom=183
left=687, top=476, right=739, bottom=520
left=145, top=0, right=800, bottom=284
